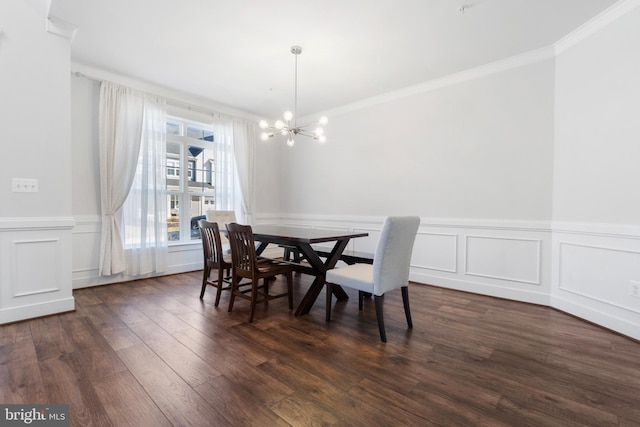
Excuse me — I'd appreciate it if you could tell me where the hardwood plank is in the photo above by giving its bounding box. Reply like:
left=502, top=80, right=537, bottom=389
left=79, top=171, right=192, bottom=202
left=39, top=352, right=113, bottom=426
left=61, top=316, right=127, bottom=381
left=268, top=393, right=342, bottom=426
left=0, top=321, right=32, bottom=346
left=29, top=316, right=74, bottom=361
left=73, top=287, right=103, bottom=307
left=127, top=321, right=222, bottom=387
left=0, top=339, right=46, bottom=404
left=93, top=371, right=172, bottom=427
left=117, top=343, right=230, bottom=426
left=172, top=329, right=295, bottom=405
left=194, top=375, right=290, bottom=427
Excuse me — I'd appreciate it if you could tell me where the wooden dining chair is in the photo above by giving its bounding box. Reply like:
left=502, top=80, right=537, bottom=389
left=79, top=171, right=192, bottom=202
left=325, top=216, right=420, bottom=342
left=198, top=220, right=232, bottom=306
left=226, top=222, right=294, bottom=322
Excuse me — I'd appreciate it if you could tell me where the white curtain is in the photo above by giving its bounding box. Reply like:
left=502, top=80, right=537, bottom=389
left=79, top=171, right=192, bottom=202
left=98, top=82, right=145, bottom=276
left=121, top=96, right=168, bottom=275
left=232, top=118, right=257, bottom=225
left=212, top=114, right=243, bottom=220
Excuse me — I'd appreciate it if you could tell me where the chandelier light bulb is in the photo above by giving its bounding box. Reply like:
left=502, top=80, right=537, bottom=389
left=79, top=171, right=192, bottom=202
left=259, top=120, right=268, bottom=129
left=283, top=111, right=293, bottom=121
left=260, top=132, right=270, bottom=141
left=281, top=129, right=288, bottom=136
left=319, top=116, right=328, bottom=125
left=275, top=120, right=285, bottom=130
left=318, top=135, right=327, bottom=143
left=287, top=137, right=295, bottom=147
left=314, top=127, right=324, bottom=137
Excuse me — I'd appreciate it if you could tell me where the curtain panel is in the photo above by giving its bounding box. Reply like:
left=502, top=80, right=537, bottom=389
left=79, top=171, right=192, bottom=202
left=232, top=118, right=257, bottom=225
left=122, top=96, right=168, bottom=275
left=98, top=82, right=168, bottom=276
left=98, top=82, right=145, bottom=276
left=212, top=114, right=242, bottom=220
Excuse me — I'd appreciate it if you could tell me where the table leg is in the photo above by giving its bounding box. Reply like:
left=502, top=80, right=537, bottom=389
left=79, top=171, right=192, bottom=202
left=294, top=239, right=351, bottom=315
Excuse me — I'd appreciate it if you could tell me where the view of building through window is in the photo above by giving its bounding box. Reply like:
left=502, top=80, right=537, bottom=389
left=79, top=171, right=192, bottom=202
left=166, top=116, right=215, bottom=242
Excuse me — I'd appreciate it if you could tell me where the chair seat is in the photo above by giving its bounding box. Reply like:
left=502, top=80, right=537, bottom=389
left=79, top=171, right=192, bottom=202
left=326, top=264, right=375, bottom=294
left=253, top=260, right=292, bottom=276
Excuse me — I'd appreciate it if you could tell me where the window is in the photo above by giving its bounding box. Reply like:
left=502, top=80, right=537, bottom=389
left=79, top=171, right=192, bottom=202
left=166, top=116, right=217, bottom=243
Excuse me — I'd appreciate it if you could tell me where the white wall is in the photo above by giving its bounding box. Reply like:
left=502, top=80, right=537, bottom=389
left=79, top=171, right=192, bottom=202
left=275, top=58, right=556, bottom=220
left=0, top=0, right=75, bottom=323
left=551, top=5, right=640, bottom=339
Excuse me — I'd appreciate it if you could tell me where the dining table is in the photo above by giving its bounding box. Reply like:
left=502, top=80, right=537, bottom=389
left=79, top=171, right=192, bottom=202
left=251, top=225, right=368, bottom=316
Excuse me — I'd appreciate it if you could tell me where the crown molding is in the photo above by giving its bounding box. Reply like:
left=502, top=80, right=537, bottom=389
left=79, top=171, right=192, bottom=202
left=319, top=46, right=555, bottom=118
left=46, top=16, right=78, bottom=40
left=555, top=0, right=640, bottom=55
left=318, top=0, right=639, bottom=119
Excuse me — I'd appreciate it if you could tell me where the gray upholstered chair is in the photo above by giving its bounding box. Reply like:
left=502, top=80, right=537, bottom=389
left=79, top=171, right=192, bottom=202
left=325, top=216, right=420, bottom=342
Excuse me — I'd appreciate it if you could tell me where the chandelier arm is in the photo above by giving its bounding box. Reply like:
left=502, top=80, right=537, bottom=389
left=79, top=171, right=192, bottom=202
left=294, top=120, right=321, bottom=129
left=295, top=130, right=316, bottom=138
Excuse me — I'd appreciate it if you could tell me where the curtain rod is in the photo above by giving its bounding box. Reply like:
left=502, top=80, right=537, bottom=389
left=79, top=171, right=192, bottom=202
left=71, top=70, right=260, bottom=122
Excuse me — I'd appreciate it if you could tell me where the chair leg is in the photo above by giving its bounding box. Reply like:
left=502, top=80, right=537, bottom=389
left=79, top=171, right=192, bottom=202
left=248, top=282, right=258, bottom=323
left=402, top=286, right=413, bottom=328
left=263, top=278, right=269, bottom=304
left=374, top=295, right=387, bottom=342
left=214, top=267, right=224, bottom=307
left=358, top=291, right=364, bottom=310
left=287, top=271, right=293, bottom=310
left=325, top=283, right=332, bottom=322
left=200, top=264, right=209, bottom=299
left=228, top=276, right=237, bottom=312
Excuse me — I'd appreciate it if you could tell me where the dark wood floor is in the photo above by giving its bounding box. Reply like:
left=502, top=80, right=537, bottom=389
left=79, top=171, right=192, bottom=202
left=1, top=271, right=639, bottom=426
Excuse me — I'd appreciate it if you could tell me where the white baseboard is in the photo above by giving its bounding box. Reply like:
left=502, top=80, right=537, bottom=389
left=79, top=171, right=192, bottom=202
left=411, top=272, right=551, bottom=306
left=551, top=295, right=640, bottom=341
left=0, top=297, right=75, bottom=324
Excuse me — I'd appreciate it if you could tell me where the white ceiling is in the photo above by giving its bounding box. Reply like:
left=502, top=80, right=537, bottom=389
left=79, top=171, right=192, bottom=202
left=50, top=0, right=618, bottom=119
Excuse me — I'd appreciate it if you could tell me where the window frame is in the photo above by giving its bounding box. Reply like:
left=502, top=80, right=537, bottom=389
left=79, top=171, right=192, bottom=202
left=166, top=115, right=215, bottom=245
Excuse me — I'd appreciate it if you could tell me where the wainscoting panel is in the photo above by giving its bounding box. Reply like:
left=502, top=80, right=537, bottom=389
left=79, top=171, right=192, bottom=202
left=0, top=217, right=75, bottom=324
left=465, top=236, right=541, bottom=285
left=12, top=238, right=61, bottom=296
left=413, top=232, right=457, bottom=273
left=551, top=225, right=640, bottom=340
left=559, top=243, right=640, bottom=313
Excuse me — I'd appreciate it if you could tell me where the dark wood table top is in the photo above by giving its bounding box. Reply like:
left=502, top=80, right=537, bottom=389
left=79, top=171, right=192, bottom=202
left=251, top=225, right=368, bottom=245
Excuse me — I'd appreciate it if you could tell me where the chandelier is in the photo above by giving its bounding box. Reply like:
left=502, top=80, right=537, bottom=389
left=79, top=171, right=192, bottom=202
left=259, top=46, right=328, bottom=147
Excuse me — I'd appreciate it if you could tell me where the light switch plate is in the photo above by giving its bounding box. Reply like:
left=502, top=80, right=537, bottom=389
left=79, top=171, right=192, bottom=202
left=12, top=178, right=39, bottom=193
